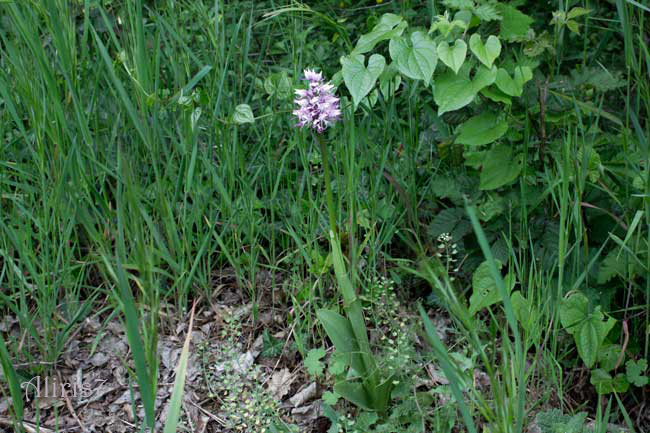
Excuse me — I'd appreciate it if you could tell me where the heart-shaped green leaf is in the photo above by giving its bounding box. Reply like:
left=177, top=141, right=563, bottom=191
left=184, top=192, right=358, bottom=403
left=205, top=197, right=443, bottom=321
left=434, top=66, right=496, bottom=115
left=352, top=13, right=407, bottom=55
left=469, top=34, right=501, bottom=68
left=341, top=54, right=386, bottom=109
left=437, top=39, right=467, bottom=74
left=456, top=111, right=508, bottom=146
left=495, top=66, right=532, bottom=97
left=389, top=31, right=437, bottom=85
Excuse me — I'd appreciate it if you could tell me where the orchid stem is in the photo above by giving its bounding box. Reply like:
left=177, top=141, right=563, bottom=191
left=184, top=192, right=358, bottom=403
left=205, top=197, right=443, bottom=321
left=316, top=133, right=337, bottom=236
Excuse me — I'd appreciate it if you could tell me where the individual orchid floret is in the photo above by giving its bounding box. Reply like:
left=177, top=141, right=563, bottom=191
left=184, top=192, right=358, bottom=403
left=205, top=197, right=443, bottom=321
left=293, top=68, right=341, bottom=133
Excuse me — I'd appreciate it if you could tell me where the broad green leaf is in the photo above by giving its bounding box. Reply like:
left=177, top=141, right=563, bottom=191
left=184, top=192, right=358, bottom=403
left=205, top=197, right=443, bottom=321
left=626, top=359, right=648, bottom=387
left=389, top=31, right=437, bottom=85
left=495, top=69, right=518, bottom=95
left=590, top=369, right=630, bottom=395
left=352, top=13, right=407, bottom=55
left=560, top=292, right=589, bottom=334
left=437, top=39, right=467, bottom=74
left=469, top=34, right=501, bottom=68
left=479, top=145, right=523, bottom=190
left=495, top=66, right=532, bottom=97
left=316, top=309, right=358, bottom=354
left=469, top=260, right=515, bottom=316
left=232, top=104, right=255, bottom=124
left=434, top=66, right=496, bottom=115
left=316, top=309, right=364, bottom=376
left=578, top=320, right=600, bottom=368
left=496, top=4, right=533, bottom=41
left=334, top=380, right=373, bottom=410
left=341, top=54, right=386, bottom=109
left=455, top=111, right=508, bottom=146
left=481, top=86, right=512, bottom=105
left=472, top=65, right=498, bottom=89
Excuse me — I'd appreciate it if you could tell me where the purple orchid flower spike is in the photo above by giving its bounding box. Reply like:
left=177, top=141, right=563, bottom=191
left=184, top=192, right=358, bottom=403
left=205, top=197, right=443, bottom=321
left=293, top=68, right=341, bottom=133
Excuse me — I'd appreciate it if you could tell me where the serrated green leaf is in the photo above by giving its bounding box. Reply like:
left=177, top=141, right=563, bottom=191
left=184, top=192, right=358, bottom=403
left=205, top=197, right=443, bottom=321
left=437, top=39, right=467, bottom=74
left=305, top=347, right=327, bottom=377
left=597, top=344, right=623, bottom=372
left=567, top=7, right=591, bottom=19
left=328, top=351, right=347, bottom=376
left=341, top=54, right=386, bottom=109
left=389, top=31, right=437, bottom=85
left=473, top=4, right=502, bottom=22
left=479, top=145, right=523, bottom=190
left=456, top=111, right=508, bottom=146
left=322, top=391, right=340, bottom=405
left=496, top=4, right=533, bottom=41
left=469, top=34, right=501, bottom=68
left=626, top=359, right=648, bottom=387
left=590, top=369, right=630, bottom=395
left=578, top=320, right=600, bottom=368
left=232, top=104, right=255, bottom=124
left=560, top=292, right=589, bottom=334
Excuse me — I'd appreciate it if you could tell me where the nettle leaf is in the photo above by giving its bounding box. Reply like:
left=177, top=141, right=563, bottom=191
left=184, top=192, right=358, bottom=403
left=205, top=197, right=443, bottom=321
left=560, top=293, right=616, bottom=368
left=567, top=7, right=592, bottom=19
left=389, top=31, right=437, bottom=85
left=479, top=145, right=523, bottom=190
left=341, top=54, right=386, bottom=109
left=352, top=13, right=407, bottom=55
left=560, top=292, right=589, bottom=334
left=434, top=65, right=496, bottom=115
left=626, top=359, right=648, bottom=387
left=494, top=66, right=532, bottom=97
left=469, top=260, right=516, bottom=316
left=469, top=34, right=501, bottom=69
left=437, top=39, right=467, bottom=74
left=455, top=111, right=508, bottom=146
left=305, top=348, right=327, bottom=377
left=232, top=104, right=255, bottom=124
left=496, top=4, right=533, bottom=41
left=473, top=4, right=502, bottom=22
left=578, top=319, right=601, bottom=368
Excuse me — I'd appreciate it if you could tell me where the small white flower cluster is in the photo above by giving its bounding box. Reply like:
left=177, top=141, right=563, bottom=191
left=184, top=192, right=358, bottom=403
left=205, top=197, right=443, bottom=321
left=435, top=232, right=460, bottom=278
